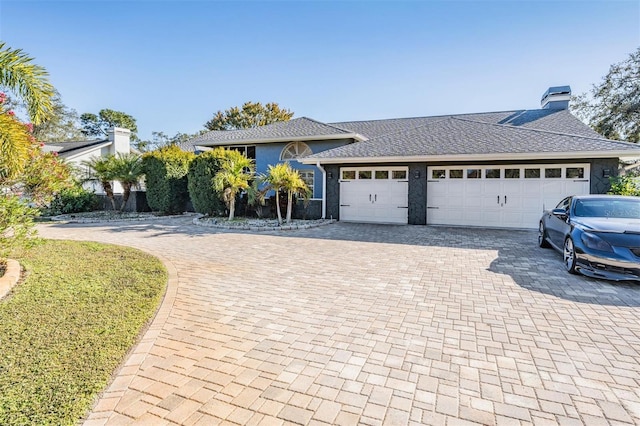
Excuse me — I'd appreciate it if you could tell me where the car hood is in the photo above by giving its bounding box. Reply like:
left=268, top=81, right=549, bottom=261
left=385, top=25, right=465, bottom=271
left=572, top=217, right=640, bottom=234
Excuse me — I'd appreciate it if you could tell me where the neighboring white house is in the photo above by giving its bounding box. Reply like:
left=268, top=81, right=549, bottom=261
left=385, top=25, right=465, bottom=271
left=43, top=127, right=132, bottom=194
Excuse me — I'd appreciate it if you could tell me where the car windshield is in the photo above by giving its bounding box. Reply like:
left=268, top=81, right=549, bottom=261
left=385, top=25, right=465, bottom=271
left=573, top=199, right=640, bottom=219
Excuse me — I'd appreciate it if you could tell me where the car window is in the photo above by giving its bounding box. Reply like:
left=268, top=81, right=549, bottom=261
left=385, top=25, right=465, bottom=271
left=556, top=197, right=571, bottom=210
left=574, top=199, right=640, bottom=218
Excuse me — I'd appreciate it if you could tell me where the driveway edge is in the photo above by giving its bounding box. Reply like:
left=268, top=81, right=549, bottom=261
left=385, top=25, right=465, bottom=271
left=83, top=251, right=180, bottom=425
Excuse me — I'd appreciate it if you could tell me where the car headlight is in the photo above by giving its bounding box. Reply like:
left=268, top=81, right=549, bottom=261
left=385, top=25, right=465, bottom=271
left=581, top=232, right=614, bottom=252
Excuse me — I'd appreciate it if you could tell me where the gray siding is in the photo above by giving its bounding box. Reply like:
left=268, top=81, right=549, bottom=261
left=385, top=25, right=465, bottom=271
left=589, top=158, right=618, bottom=194
left=408, top=163, right=427, bottom=225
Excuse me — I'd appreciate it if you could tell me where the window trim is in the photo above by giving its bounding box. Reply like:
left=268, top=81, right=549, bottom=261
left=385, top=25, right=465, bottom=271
left=280, top=141, right=313, bottom=161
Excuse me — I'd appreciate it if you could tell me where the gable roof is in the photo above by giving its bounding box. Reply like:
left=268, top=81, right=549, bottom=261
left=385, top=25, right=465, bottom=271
left=184, top=106, right=640, bottom=162
left=191, top=117, right=365, bottom=146
left=304, top=116, right=640, bottom=163
left=43, top=139, right=110, bottom=159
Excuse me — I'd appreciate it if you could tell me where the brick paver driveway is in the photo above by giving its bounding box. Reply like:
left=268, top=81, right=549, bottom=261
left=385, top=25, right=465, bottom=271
left=37, top=218, right=640, bottom=425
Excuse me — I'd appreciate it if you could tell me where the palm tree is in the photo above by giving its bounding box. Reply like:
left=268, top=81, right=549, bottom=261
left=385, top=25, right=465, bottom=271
left=112, top=153, right=144, bottom=212
left=282, top=166, right=311, bottom=224
left=263, top=163, right=311, bottom=224
left=262, top=163, right=289, bottom=224
left=0, top=42, right=55, bottom=183
left=0, top=42, right=55, bottom=125
left=83, top=155, right=118, bottom=211
left=212, top=150, right=254, bottom=220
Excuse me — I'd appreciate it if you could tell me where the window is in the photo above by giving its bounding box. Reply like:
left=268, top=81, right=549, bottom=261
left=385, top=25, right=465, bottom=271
left=449, top=169, right=463, bottom=179
left=505, top=168, right=520, bottom=179
left=566, top=167, right=584, bottom=179
left=392, top=170, right=407, bottom=179
left=375, top=170, right=389, bottom=179
left=299, top=170, right=314, bottom=192
left=358, top=170, right=372, bottom=179
left=225, top=145, right=256, bottom=160
left=525, top=168, right=540, bottom=178
left=467, top=169, right=481, bottom=179
left=281, top=141, right=312, bottom=160
left=485, top=169, right=500, bottom=179
left=545, top=168, right=561, bottom=178
left=342, top=170, right=355, bottom=180
left=432, top=169, right=446, bottom=179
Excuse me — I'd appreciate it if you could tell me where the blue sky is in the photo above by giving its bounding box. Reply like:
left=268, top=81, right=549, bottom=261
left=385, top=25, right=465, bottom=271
left=1, top=1, right=638, bottom=141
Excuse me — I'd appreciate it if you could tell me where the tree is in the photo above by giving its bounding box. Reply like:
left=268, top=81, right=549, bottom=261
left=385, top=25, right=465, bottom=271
left=32, top=91, right=84, bottom=142
left=572, top=48, right=640, bottom=143
left=212, top=150, right=254, bottom=220
left=204, top=101, right=294, bottom=131
left=138, top=130, right=207, bottom=152
left=111, top=153, right=144, bottom=211
left=0, top=42, right=54, bottom=125
left=83, top=155, right=118, bottom=211
left=262, top=163, right=310, bottom=224
left=261, top=163, right=288, bottom=224
left=81, top=109, right=139, bottom=142
left=0, top=42, right=55, bottom=182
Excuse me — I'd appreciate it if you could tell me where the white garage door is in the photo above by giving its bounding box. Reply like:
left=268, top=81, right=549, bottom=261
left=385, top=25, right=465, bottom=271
left=427, top=164, right=590, bottom=229
left=340, top=167, right=409, bottom=224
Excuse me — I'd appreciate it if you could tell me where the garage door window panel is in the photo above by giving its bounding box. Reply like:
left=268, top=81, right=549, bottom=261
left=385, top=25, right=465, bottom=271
left=525, top=168, right=541, bottom=178
left=467, top=169, right=481, bottom=179
left=358, top=171, right=372, bottom=179
left=432, top=169, right=445, bottom=179
left=505, top=168, right=520, bottom=179
left=450, top=170, right=463, bottom=179
left=392, top=170, right=407, bottom=180
left=566, top=167, right=585, bottom=179
left=342, top=170, right=355, bottom=180
left=375, top=170, right=389, bottom=179
left=485, top=169, right=501, bottom=179
left=545, top=168, right=562, bottom=178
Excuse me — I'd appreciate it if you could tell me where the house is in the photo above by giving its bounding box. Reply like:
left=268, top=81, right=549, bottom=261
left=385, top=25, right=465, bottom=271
left=189, top=87, right=640, bottom=229
left=43, top=127, right=132, bottom=194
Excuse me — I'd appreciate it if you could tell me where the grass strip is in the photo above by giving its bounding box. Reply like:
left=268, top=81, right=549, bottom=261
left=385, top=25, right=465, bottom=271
left=0, top=240, right=167, bottom=425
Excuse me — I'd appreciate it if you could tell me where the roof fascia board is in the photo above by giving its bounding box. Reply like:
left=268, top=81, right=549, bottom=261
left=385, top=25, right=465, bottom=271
left=197, top=133, right=366, bottom=147
left=64, top=142, right=112, bottom=161
left=299, top=150, right=640, bottom=164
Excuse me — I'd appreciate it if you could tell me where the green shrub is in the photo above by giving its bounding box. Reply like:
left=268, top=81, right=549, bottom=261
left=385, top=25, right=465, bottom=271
left=608, top=173, right=640, bottom=196
left=142, top=145, right=194, bottom=214
left=187, top=148, right=226, bottom=216
left=0, top=195, right=38, bottom=259
left=47, top=185, right=99, bottom=215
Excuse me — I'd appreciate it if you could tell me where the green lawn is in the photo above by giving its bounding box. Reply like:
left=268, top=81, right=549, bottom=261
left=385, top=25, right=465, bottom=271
left=0, top=240, right=167, bottom=425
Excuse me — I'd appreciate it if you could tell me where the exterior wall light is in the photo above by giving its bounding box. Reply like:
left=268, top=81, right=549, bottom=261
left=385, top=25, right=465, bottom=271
left=414, top=170, right=421, bottom=179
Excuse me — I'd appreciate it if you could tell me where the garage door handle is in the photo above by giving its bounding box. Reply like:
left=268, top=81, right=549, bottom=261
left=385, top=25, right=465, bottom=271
left=427, top=206, right=439, bottom=209
left=574, top=179, right=588, bottom=182
left=374, top=194, right=377, bottom=202
left=340, top=204, right=350, bottom=207
left=398, top=206, right=408, bottom=209
left=497, top=196, right=499, bottom=204
left=504, top=195, right=507, bottom=204
left=369, top=194, right=371, bottom=202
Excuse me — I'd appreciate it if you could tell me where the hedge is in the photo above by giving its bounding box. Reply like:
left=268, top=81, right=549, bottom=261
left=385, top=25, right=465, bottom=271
left=187, top=148, right=226, bottom=216
left=142, top=145, right=194, bottom=214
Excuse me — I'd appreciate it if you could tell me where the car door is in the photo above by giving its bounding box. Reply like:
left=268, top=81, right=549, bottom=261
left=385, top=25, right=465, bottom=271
left=546, top=196, right=572, bottom=247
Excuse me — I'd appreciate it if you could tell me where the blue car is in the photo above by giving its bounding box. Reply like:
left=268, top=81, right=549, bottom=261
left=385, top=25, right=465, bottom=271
left=538, top=195, right=640, bottom=281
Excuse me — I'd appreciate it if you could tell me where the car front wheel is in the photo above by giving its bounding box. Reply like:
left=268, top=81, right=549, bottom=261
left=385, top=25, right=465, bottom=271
left=538, top=222, right=551, bottom=248
left=563, top=237, right=578, bottom=274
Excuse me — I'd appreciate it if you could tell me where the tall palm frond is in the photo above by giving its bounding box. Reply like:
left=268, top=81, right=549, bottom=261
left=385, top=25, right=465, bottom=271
left=0, top=113, right=32, bottom=183
left=112, top=153, right=143, bottom=211
left=0, top=42, right=55, bottom=125
left=82, top=155, right=118, bottom=210
left=212, top=150, right=254, bottom=220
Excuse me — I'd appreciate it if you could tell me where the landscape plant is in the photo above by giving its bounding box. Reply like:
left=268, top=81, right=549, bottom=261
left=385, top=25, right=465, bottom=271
left=608, top=173, right=640, bottom=196
left=82, top=155, right=117, bottom=210
left=187, top=147, right=226, bottom=216
left=262, top=163, right=311, bottom=224
left=111, top=153, right=144, bottom=211
left=142, top=145, right=194, bottom=214
left=47, top=184, right=99, bottom=215
left=212, top=149, right=255, bottom=220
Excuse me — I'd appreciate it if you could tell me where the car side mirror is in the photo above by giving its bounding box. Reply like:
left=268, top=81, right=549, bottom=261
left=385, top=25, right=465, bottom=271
left=552, top=208, right=568, bottom=219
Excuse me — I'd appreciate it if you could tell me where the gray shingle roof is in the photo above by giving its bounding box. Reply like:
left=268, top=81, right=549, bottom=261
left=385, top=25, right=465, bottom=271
left=309, top=117, right=640, bottom=159
left=191, top=117, right=355, bottom=146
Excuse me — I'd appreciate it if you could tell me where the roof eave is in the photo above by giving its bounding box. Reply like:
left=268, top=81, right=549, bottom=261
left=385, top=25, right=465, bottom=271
left=195, top=133, right=366, bottom=147
left=63, top=142, right=112, bottom=160
left=299, top=150, right=639, bottom=165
